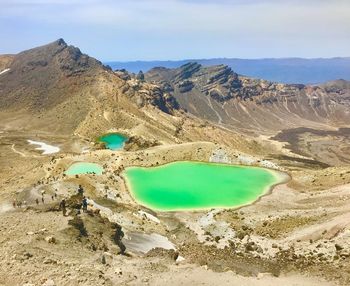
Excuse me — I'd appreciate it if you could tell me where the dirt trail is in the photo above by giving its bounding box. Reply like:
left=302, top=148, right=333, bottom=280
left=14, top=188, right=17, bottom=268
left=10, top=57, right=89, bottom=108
left=10, top=144, right=26, bottom=157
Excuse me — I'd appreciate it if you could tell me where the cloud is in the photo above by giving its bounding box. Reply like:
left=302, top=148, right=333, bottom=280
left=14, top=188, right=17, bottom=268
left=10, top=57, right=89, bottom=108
left=2, top=0, right=349, bottom=32
left=0, top=0, right=349, bottom=59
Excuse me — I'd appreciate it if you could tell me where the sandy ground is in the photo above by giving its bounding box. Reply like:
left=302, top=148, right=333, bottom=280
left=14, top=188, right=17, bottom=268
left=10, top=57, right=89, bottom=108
left=143, top=266, right=334, bottom=286
left=2, top=40, right=350, bottom=286
left=1, top=122, right=350, bottom=285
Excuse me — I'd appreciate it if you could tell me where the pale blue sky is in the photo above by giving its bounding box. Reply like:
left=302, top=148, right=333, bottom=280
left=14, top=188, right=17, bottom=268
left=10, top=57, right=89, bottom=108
left=0, top=0, right=349, bottom=61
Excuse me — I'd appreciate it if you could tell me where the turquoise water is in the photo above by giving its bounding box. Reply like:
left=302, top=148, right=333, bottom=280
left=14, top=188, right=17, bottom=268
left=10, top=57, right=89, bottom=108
left=124, top=161, right=285, bottom=211
left=98, top=133, right=127, bottom=150
left=65, top=162, right=103, bottom=175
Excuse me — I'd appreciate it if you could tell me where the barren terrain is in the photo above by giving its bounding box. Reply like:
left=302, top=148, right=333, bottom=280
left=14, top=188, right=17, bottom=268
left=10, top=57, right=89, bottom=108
left=1, top=40, right=350, bottom=286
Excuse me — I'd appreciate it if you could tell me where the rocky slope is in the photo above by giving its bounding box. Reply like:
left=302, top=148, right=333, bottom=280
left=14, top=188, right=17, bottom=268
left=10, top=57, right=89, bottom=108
left=0, top=40, right=260, bottom=193
left=0, top=39, right=106, bottom=110
left=0, top=54, right=14, bottom=71
left=145, top=63, right=350, bottom=134
left=0, top=40, right=183, bottom=139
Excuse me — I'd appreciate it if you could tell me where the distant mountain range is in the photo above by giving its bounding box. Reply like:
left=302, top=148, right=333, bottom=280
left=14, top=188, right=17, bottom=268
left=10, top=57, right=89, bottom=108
left=106, top=57, right=350, bottom=84
left=1, top=39, right=349, bottom=139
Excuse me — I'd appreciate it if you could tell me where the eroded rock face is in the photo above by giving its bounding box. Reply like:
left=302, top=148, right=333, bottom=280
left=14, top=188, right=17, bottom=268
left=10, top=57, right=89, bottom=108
left=136, top=70, right=145, bottom=81
left=145, top=62, right=350, bottom=132
left=178, top=80, right=194, bottom=93
left=123, top=77, right=180, bottom=114
left=174, top=62, right=201, bottom=82
left=124, top=136, right=160, bottom=151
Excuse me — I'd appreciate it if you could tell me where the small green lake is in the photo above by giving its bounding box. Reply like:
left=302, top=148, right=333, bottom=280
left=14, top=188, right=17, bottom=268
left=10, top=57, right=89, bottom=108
left=98, top=133, right=128, bottom=150
left=65, top=162, right=103, bottom=175
left=124, top=161, right=286, bottom=211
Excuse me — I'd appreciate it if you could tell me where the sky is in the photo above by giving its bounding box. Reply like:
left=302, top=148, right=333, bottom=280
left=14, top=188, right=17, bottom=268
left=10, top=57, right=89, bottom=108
left=0, top=0, right=349, bottom=61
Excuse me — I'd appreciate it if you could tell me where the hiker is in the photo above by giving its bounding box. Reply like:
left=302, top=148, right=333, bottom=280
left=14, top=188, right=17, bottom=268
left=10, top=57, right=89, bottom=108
left=41, top=195, right=45, bottom=204
left=82, top=197, right=88, bottom=212
left=51, top=195, right=54, bottom=201
left=12, top=199, right=17, bottom=208
left=17, top=201, right=22, bottom=208
left=59, top=199, right=67, bottom=216
left=113, top=224, right=126, bottom=255
left=77, top=185, right=84, bottom=195
left=35, top=198, right=39, bottom=205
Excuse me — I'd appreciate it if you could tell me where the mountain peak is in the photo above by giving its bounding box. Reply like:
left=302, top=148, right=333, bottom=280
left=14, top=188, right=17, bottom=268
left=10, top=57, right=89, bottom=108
left=175, top=62, right=201, bottom=82
left=0, top=39, right=106, bottom=110
left=56, top=38, right=67, bottom=46
left=179, top=62, right=202, bottom=69
left=11, top=39, right=105, bottom=77
left=44, top=38, right=67, bottom=49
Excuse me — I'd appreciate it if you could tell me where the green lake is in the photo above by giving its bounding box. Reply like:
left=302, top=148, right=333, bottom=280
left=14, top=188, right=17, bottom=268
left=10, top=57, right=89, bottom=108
left=98, top=133, right=127, bottom=150
left=65, top=162, right=103, bottom=175
left=124, top=161, right=286, bottom=211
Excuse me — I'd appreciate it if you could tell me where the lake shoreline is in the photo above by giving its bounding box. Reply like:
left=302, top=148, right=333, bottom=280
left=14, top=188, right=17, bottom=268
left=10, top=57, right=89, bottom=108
left=123, top=161, right=290, bottom=212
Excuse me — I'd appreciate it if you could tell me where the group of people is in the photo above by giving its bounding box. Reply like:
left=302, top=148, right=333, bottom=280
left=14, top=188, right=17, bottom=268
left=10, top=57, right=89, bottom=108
left=12, top=185, right=84, bottom=213
left=12, top=199, right=26, bottom=208
left=35, top=191, right=58, bottom=205
left=13, top=184, right=127, bottom=254
left=13, top=189, right=60, bottom=208
left=77, top=185, right=89, bottom=213
left=113, top=223, right=126, bottom=255
left=59, top=185, right=89, bottom=216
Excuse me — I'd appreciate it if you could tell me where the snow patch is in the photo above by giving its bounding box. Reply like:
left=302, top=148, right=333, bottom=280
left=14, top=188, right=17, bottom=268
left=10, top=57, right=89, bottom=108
left=27, top=140, right=60, bottom=155
left=0, top=68, right=10, bottom=75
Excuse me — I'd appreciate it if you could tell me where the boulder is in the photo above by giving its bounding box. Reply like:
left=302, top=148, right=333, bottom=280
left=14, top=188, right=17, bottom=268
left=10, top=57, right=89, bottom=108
left=335, top=244, right=343, bottom=251
left=45, top=236, right=56, bottom=244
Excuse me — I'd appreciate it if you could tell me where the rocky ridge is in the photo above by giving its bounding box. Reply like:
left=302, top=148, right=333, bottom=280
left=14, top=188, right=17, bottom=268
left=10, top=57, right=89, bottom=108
left=145, top=63, right=350, bottom=133
left=0, top=39, right=183, bottom=138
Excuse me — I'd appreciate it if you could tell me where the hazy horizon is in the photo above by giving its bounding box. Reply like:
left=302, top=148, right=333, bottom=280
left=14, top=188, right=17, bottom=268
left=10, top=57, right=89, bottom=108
left=1, top=0, right=350, bottom=61
left=106, top=56, right=350, bottom=63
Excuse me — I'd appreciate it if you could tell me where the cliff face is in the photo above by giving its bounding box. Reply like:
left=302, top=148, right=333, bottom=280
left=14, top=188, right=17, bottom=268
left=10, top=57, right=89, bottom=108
left=113, top=69, right=179, bottom=114
left=146, top=63, right=350, bottom=134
